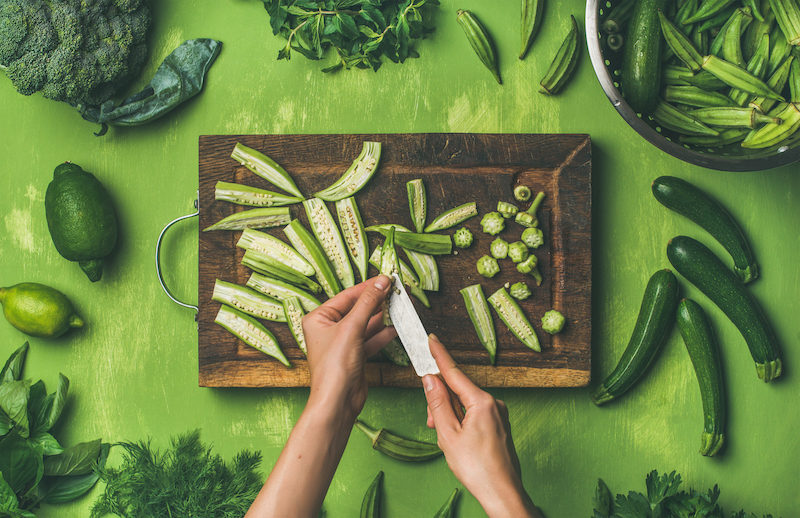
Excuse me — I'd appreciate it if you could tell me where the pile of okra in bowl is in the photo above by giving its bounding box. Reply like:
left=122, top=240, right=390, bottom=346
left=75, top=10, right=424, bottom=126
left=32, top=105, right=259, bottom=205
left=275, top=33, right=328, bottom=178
left=586, top=0, right=800, bottom=171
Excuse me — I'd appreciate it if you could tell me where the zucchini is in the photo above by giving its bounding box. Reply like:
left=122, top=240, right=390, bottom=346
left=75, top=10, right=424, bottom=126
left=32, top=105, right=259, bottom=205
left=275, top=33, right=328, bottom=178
left=652, top=176, right=758, bottom=283
left=676, top=298, right=725, bottom=457
left=620, top=0, right=668, bottom=113
left=591, top=269, right=679, bottom=406
left=667, top=236, right=781, bottom=382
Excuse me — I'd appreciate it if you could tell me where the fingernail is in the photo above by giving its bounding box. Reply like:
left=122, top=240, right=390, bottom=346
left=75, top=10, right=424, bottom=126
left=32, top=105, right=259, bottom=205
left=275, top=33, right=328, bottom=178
left=374, top=275, right=390, bottom=291
left=428, top=333, right=439, bottom=343
left=422, top=375, right=435, bottom=392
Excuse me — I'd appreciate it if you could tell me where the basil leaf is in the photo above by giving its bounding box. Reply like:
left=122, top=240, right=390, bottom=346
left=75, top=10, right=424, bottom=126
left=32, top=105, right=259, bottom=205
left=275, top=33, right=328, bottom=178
left=30, top=433, right=63, bottom=457
left=43, top=439, right=101, bottom=477
left=0, top=381, right=30, bottom=439
left=0, top=429, right=40, bottom=493
left=37, top=443, right=109, bottom=505
left=0, top=474, right=19, bottom=511
left=0, top=344, right=28, bottom=384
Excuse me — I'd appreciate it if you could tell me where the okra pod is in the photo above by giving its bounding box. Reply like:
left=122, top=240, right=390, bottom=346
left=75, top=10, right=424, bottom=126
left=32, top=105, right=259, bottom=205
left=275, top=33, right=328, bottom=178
left=708, top=7, right=753, bottom=59
left=283, top=219, right=342, bottom=299
left=652, top=100, right=720, bottom=136
left=539, top=15, right=580, bottom=95
left=457, top=9, right=502, bottom=84
left=665, top=86, right=737, bottom=108
left=314, top=141, right=381, bottom=201
left=354, top=420, right=442, bottom=461
left=365, top=224, right=441, bottom=289
left=729, top=33, right=769, bottom=107
left=246, top=271, right=321, bottom=313
left=519, top=0, right=544, bottom=59
left=684, top=69, right=728, bottom=90
left=304, top=197, right=355, bottom=289
left=743, top=0, right=765, bottom=22
left=360, top=471, right=382, bottom=518
left=679, top=127, right=750, bottom=145
left=241, top=249, right=323, bottom=294
left=202, top=207, right=291, bottom=232
left=282, top=296, right=307, bottom=355
left=424, top=202, right=478, bottom=232
left=789, top=53, right=800, bottom=101
left=215, top=305, right=290, bottom=367
left=488, top=287, right=541, bottom=352
left=380, top=227, right=400, bottom=326
left=369, top=244, right=430, bottom=308
left=661, top=64, right=695, bottom=86
left=460, top=284, right=497, bottom=364
left=689, top=106, right=782, bottom=128
left=406, top=179, right=427, bottom=233
left=366, top=225, right=452, bottom=255
left=741, top=102, right=800, bottom=148
left=741, top=6, right=775, bottom=62
left=702, top=54, right=785, bottom=101
left=230, top=142, right=302, bottom=198
left=237, top=228, right=315, bottom=277
left=767, top=25, right=792, bottom=76
left=336, top=196, right=369, bottom=283
left=683, top=0, right=739, bottom=25
left=659, top=11, right=704, bottom=72
left=214, top=181, right=302, bottom=207
left=212, top=279, right=286, bottom=322
left=768, top=0, right=800, bottom=45
left=750, top=54, right=795, bottom=113
left=434, top=488, right=460, bottom=518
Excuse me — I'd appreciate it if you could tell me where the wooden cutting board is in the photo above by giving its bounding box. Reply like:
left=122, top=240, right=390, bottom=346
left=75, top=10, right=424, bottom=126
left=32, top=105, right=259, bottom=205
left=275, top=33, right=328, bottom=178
left=198, top=133, right=591, bottom=388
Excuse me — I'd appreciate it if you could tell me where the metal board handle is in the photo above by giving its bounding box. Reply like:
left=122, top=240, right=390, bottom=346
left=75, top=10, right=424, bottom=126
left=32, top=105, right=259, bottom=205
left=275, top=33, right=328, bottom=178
left=156, top=191, right=200, bottom=322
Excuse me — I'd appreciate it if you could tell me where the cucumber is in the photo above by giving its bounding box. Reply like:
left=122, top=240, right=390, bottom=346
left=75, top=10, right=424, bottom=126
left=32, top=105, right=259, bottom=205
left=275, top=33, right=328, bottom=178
left=652, top=176, right=758, bottom=283
left=676, top=299, right=725, bottom=457
left=667, top=236, right=781, bottom=382
left=620, top=0, right=667, bottom=113
left=591, top=269, right=679, bottom=405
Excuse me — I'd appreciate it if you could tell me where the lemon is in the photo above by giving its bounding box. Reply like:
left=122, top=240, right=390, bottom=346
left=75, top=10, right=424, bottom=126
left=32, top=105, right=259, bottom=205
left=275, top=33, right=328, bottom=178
left=0, top=283, right=84, bottom=338
left=45, top=162, right=118, bottom=282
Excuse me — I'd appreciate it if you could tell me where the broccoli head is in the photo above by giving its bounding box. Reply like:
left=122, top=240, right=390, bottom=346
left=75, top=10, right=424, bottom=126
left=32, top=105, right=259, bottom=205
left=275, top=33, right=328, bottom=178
left=0, top=0, right=151, bottom=106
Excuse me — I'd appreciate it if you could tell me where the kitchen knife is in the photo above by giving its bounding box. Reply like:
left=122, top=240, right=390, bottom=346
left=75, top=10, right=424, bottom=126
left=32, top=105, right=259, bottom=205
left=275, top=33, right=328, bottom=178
left=387, top=273, right=465, bottom=422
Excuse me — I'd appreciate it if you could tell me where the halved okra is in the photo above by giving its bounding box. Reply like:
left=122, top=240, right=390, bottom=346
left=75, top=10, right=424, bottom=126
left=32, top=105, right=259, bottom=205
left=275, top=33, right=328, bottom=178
left=314, top=141, right=382, bottom=201
left=336, top=196, right=369, bottom=283
left=364, top=223, right=440, bottom=290
left=424, top=202, right=478, bottom=233
left=214, top=181, right=302, bottom=207
left=380, top=226, right=401, bottom=326
left=369, top=244, right=430, bottom=308
left=202, top=207, right=291, bottom=232
left=380, top=337, right=411, bottom=366
left=488, top=287, right=541, bottom=352
left=215, top=305, right=291, bottom=367
left=246, top=272, right=321, bottom=312
left=237, top=228, right=315, bottom=277
left=283, top=219, right=342, bottom=299
left=407, top=179, right=427, bottom=233
left=241, top=249, right=322, bottom=294
left=212, top=279, right=286, bottom=322
left=366, top=225, right=452, bottom=255
left=460, top=284, right=497, bottom=364
left=304, top=197, right=355, bottom=289
left=230, top=142, right=303, bottom=198
left=282, top=296, right=307, bottom=355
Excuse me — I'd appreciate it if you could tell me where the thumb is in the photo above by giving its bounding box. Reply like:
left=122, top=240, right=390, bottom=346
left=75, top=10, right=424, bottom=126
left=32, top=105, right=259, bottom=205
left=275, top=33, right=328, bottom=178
left=423, top=374, right=459, bottom=433
left=344, top=275, right=392, bottom=329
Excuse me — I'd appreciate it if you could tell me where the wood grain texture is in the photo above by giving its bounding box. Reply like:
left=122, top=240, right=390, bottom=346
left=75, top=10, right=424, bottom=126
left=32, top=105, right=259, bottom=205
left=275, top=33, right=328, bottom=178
left=198, top=134, right=591, bottom=387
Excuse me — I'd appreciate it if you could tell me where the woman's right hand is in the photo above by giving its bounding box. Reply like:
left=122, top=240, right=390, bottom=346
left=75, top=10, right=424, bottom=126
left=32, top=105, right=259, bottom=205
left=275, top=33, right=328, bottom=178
left=422, top=334, right=541, bottom=518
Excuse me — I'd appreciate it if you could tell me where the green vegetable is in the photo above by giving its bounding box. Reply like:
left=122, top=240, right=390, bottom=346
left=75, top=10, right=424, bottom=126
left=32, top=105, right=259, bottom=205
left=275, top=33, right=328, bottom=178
left=379, top=337, right=411, bottom=366
left=424, top=202, right=477, bottom=232
left=620, top=0, right=667, bottom=113
left=380, top=226, right=401, bottom=326
left=0, top=343, right=108, bottom=513
left=770, top=0, right=800, bottom=45
left=507, top=241, right=529, bottom=263
left=488, top=287, right=541, bottom=352
left=591, top=269, right=679, bottom=406
left=652, top=176, right=758, bottom=283
left=456, top=9, right=502, bottom=84
left=231, top=142, right=302, bottom=198
left=1, top=283, right=83, bottom=338
left=667, top=236, right=781, bottom=382
left=434, top=488, right=459, bottom=518
left=516, top=254, right=542, bottom=286
left=237, top=229, right=315, bottom=277
left=477, top=255, right=499, bottom=278
left=204, top=207, right=292, bottom=232
left=315, top=142, right=382, bottom=201
left=521, top=227, right=544, bottom=248
left=509, top=281, right=531, bottom=301
left=513, top=185, right=532, bottom=202
left=368, top=243, right=430, bottom=308
left=497, top=201, right=519, bottom=219
left=742, top=101, right=800, bottom=148
left=519, top=0, right=544, bottom=59
left=516, top=190, right=545, bottom=228
left=247, top=271, right=321, bottom=313
left=214, top=181, right=302, bottom=207
left=460, top=284, right=497, bottom=364
left=676, top=299, right=725, bottom=457
left=407, top=179, right=427, bottom=233
left=490, top=237, right=509, bottom=259
left=367, top=225, right=452, bottom=255
left=336, top=196, right=370, bottom=283
left=539, top=15, right=580, bottom=95
left=701, top=54, right=784, bottom=100
left=541, top=309, right=565, bottom=334
left=360, top=471, right=383, bottom=518
left=90, top=430, right=262, bottom=518
left=304, top=197, right=355, bottom=289
left=354, top=420, right=442, bottom=462
left=212, top=279, right=286, bottom=322
left=282, top=296, right=307, bottom=355
left=241, top=249, right=323, bottom=294
left=453, top=227, right=473, bottom=248
left=215, top=305, right=291, bottom=367
left=480, top=212, right=505, bottom=235
left=284, top=219, right=343, bottom=299
left=261, top=0, right=439, bottom=73
left=601, top=0, right=636, bottom=34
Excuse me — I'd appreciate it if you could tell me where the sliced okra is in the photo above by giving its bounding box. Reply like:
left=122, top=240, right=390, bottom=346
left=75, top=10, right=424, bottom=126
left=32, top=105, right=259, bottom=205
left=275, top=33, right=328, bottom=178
left=314, top=141, right=382, bottom=201
left=513, top=184, right=532, bottom=202
left=366, top=225, right=452, bottom=255
left=246, top=272, right=321, bottom=313
left=741, top=102, right=800, bottom=148
left=508, top=241, right=529, bottom=263
left=365, top=224, right=440, bottom=289
left=517, top=254, right=543, bottom=286
left=497, top=201, right=519, bottom=219
left=407, top=179, right=427, bottom=233
left=488, top=287, right=540, bottom=352
left=460, top=284, right=497, bottom=364
left=202, top=207, right=291, bottom=232
left=477, top=255, right=499, bottom=278
left=215, top=305, right=291, bottom=367
left=424, top=202, right=478, bottom=233
left=283, top=219, right=342, bottom=299
left=516, top=190, right=546, bottom=228
left=509, top=281, right=532, bottom=301
left=212, top=279, right=286, bottom=322
left=304, top=197, right=355, bottom=288
left=453, top=227, right=473, bottom=248
left=490, top=237, right=509, bottom=259
left=241, top=249, right=323, bottom=295
left=521, top=227, right=544, bottom=248
left=237, top=228, right=315, bottom=277
left=539, top=15, right=579, bottom=95
left=282, top=296, right=307, bottom=355
left=702, top=54, right=785, bottom=101
left=336, top=196, right=369, bottom=283
left=380, top=227, right=401, bottom=326
left=380, top=337, right=411, bottom=366
left=214, top=181, right=302, bottom=207
left=230, top=142, right=302, bottom=198
left=369, top=244, right=431, bottom=308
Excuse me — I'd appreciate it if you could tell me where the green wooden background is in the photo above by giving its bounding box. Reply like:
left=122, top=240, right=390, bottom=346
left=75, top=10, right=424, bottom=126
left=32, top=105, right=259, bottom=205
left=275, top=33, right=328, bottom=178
left=1, top=1, right=798, bottom=516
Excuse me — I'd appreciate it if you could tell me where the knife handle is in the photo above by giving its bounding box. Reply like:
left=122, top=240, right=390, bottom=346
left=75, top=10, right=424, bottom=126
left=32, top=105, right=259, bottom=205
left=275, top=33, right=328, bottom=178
left=435, top=373, right=465, bottom=423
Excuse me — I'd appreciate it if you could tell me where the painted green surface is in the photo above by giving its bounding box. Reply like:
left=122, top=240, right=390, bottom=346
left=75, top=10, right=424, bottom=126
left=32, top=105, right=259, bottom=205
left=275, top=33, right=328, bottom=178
left=1, top=1, right=798, bottom=516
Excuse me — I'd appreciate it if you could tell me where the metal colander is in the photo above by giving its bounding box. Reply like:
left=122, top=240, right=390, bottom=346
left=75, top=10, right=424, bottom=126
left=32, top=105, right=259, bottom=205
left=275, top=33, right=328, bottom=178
left=585, top=0, right=800, bottom=171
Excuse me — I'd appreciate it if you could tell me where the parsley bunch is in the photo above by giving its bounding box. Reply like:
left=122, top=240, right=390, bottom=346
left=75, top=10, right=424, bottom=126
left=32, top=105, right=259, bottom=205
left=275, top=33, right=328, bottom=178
left=261, top=0, right=439, bottom=72
left=592, top=470, right=777, bottom=518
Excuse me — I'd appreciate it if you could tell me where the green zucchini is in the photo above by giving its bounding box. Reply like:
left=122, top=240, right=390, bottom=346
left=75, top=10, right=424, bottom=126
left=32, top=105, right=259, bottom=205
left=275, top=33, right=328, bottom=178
left=591, top=269, right=679, bottom=406
left=667, top=235, right=781, bottom=382
left=652, top=176, right=758, bottom=283
left=620, top=0, right=668, bottom=113
left=676, top=298, right=725, bottom=457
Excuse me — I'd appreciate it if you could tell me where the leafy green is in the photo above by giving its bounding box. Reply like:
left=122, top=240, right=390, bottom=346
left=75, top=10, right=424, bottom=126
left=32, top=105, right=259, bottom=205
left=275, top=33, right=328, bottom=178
left=260, top=0, right=439, bottom=72
left=90, top=430, right=264, bottom=518
left=593, top=470, right=778, bottom=518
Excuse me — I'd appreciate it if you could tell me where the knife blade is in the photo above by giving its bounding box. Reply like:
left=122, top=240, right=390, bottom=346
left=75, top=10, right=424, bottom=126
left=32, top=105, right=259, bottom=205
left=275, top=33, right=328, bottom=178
left=387, top=273, right=464, bottom=421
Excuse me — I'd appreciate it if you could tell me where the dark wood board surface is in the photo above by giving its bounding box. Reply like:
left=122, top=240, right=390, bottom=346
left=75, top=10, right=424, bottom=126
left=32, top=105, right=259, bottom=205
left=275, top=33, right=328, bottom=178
left=198, top=133, right=591, bottom=387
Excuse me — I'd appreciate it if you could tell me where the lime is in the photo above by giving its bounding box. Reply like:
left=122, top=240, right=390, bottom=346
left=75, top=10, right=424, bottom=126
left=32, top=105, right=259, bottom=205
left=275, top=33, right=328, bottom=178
left=45, top=162, right=118, bottom=282
left=0, top=283, right=84, bottom=338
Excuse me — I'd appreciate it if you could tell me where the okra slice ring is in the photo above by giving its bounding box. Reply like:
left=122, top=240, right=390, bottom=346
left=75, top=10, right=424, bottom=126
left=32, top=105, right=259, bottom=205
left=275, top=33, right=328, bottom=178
left=282, top=296, right=307, bottom=355
left=202, top=207, right=291, bottom=232
left=230, top=142, right=302, bottom=198
left=456, top=9, right=502, bottom=84
left=314, top=141, right=382, bottom=201
left=488, top=287, right=541, bottom=352
left=407, top=179, right=427, bottom=233
left=215, top=305, right=291, bottom=367
left=424, top=202, right=478, bottom=233
left=460, top=284, right=497, bottom=364
left=246, top=272, right=321, bottom=313
left=336, top=196, right=369, bottom=283
left=214, top=181, right=302, bottom=207
left=303, top=197, right=355, bottom=289
left=283, top=219, right=342, bottom=299
left=237, top=228, right=315, bottom=277
left=212, top=279, right=286, bottom=322
left=539, top=15, right=580, bottom=95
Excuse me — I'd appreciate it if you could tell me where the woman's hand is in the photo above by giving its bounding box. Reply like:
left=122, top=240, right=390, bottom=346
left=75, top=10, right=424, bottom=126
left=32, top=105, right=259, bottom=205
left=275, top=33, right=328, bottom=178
left=302, top=274, right=396, bottom=420
left=422, top=335, right=541, bottom=518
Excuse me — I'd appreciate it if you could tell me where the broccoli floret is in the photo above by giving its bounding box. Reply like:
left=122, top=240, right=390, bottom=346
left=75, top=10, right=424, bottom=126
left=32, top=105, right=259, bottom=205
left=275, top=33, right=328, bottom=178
left=0, top=0, right=151, bottom=106
left=541, top=309, right=565, bottom=334
left=453, top=227, right=473, bottom=248
left=480, top=212, right=505, bottom=235
left=521, top=227, right=544, bottom=249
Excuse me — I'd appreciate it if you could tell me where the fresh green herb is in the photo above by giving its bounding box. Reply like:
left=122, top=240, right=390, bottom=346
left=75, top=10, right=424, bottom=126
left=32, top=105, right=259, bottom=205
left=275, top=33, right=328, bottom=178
left=260, top=0, right=439, bottom=73
left=90, top=430, right=263, bottom=518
